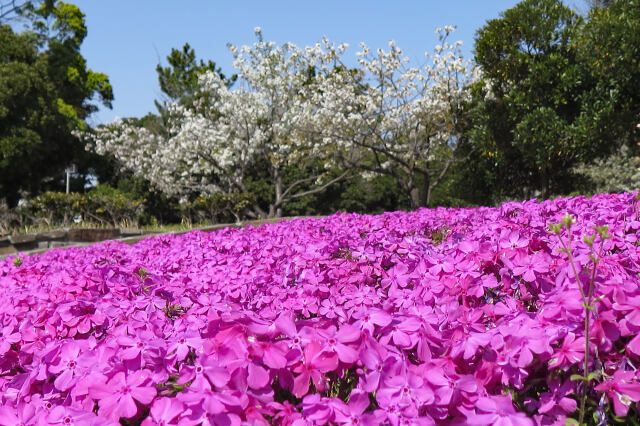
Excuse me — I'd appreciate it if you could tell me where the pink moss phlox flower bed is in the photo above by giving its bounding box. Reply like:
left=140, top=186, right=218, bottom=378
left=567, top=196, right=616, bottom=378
left=1, top=193, right=640, bottom=425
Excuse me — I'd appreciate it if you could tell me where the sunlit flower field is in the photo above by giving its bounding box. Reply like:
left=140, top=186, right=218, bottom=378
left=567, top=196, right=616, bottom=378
left=1, top=193, right=640, bottom=425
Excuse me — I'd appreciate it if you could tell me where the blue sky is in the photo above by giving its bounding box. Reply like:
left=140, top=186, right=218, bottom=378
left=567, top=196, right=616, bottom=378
left=72, top=1, right=583, bottom=125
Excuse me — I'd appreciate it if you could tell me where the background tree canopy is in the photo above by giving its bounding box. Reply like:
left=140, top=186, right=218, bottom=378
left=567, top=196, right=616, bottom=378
left=470, top=0, right=585, bottom=200
left=466, top=0, right=640, bottom=203
left=0, top=0, right=112, bottom=206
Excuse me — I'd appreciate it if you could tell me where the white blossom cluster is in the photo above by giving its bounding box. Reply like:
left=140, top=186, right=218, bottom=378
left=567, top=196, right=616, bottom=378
left=305, top=27, right=480, bottom=193
left=82, top=27, right=479, bottom=212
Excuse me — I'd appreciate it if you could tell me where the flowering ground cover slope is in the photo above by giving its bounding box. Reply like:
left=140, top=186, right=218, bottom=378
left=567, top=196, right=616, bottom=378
left=1, top=193, right=640, bottom=425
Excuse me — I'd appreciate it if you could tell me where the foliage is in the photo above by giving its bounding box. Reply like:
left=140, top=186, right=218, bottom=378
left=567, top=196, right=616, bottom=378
left=155, top=42, right=234, bottom=110
left=0, top=1, right=112, bottom=206
left=0, top=199, right=21, bottom=233
left=29, top=190, right=84, bottom=226
left=573, top=145, right=640, bottom=194
left=574, top=0, right=640, bottom=152
left=82, top=184, right=146, bottom=227
left=315, top=173, right=409, bottom=216
left=549, top=214, right=611, bottom=425
left=0, top=0, right=52, bottom=22
left=27, top=184, right=145, bottom=228
left=180, top=192, right=254, bottom=224
left=471, top=0, right=586, bottom=200
left=84, top=27, right=478, bottom=216
left=467, top=0, right=640, bottom=203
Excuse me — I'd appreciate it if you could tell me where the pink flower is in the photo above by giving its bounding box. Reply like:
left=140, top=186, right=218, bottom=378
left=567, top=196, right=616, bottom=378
left=0, top=326, right=20, bottom=356
left=595, top=370, right=640, bottom=417
left=548, top=333, right=585, bottom=370
left=383, top=316, right=421, bottom=349
left=537, top=378, right=577, bottom=417
left=275, top=312, right=309, bottom=351
left=46, top=405, right=114, bottom=426
left=333, top=390, right=370, bottom=424
left=317, top=324, right=361, bottom=364
left=377, top=369, right=435, bottom=410
left=116, top=329, right=163, bottom=364
left=511, top=252, right=549, bottom=283
left=141, top=397, right=184, bottom=425
left=271, top=401, right=304, bottom=425
left=58, top=301, right=106, bottom=336
left=499, top=230, right=529, bottom=258
left=177, top=380, right=247, bottom=418
left=167, top=331, right=203, bottom=361
left=353, top=307, right=392, bottom=334
left=49, top=341, right=84, bottom=391
left=0, top=403, right=37, bottom=426
left=425, top=370, right=477, bottom=406
left=360, top=339, right=394, bottom=392
left=89, top=370, right=156, bottom=420
left=467, top=396, right=534, bottom=426
left=627, top=333, right=640, bottom=356
left=613, top=294, right=640, bottom=327
left=318, top=299, right=347, bottom=321
left=178, top=354, right=230, bottom=389
left=2, top=192, right=640, bottom=423
left=292, top=340, right=338, bottom=397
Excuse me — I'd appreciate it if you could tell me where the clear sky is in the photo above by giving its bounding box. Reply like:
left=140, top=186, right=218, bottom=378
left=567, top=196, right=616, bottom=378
left=71, top=1, right=579, bottom=125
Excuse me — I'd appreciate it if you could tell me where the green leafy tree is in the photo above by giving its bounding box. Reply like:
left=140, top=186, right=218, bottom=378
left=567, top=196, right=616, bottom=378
left=152, top=43, right=235, bottom=136
left=574, top=0, right=640, bottom=155
left=0, top=1, right=112, bottom=205
left=109, top=44, right=233, bottom=143
left=156, top=43, right=234, bottom=108
left=469, top=0, right=640, bottom=202
left=0, top=0, right=51, bottom=22
left=471, top=0, right=586, bottom=200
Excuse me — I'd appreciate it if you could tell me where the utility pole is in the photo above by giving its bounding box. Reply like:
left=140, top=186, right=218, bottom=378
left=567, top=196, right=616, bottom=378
left=65, top=164, right=76, bottom=194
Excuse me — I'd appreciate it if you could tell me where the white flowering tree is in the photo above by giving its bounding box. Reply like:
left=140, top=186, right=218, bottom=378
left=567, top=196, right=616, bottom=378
left=85, top=29, right=350, bottom=218
left=306, top=27, right=480, bottom=208
left=85, top=27, right=477, bottom=217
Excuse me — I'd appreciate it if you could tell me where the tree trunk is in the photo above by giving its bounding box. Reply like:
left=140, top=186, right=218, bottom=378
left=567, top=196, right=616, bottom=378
left=407, top=172, right=419, bottom=210
left=541, top=165, right=549, bottom=200
left=269, top=167, right=283, bottom=218
left=409, top=187, right=420, bottom=210
left=268, top=204, right=282, bottom=218
left=409, top=172, right=431, bottom=209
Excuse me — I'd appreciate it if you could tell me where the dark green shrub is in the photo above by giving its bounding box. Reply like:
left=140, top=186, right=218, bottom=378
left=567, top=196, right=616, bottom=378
left=181, top=193, right=254, bottom=224
left=82, top=185, right=145, bottom=227
left=30, top=191, right=85, bottom=227
left=28, top=185, right=145, bottom=228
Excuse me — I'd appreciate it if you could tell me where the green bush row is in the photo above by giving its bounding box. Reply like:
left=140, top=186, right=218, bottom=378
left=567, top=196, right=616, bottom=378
left=28, top=185, right=146, bottom=228
left=179, top=193, right=255, bottom=225
left=0, top=186, right=260, bottom=235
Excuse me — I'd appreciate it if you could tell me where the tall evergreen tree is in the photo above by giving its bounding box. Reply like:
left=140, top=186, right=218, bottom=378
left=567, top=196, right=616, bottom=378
left=471, top=0, right=586, bottom=200
left=0, top=1, right=112, bottom=205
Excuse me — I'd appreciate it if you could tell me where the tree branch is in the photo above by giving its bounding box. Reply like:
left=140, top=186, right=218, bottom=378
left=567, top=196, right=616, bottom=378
left=280, top=174, right=319, bottom=200
left=279, top=170, right=351, bottom=205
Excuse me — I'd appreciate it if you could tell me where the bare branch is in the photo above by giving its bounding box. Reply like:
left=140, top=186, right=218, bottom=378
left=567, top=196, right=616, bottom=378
left=279, top=170, right=351, bottom=206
